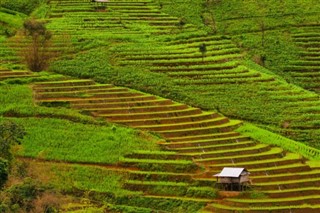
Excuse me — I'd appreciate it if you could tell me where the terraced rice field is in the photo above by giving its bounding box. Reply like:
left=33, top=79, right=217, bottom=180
left=113, top=28, right=320, bottom=147
left=0, top=66, right=35, bottom=80
left=1, top=0, right=320, bottom=211
left=43, top=0, right=320, bottom=147
left=285, top=25, right=320, bottom=93
left=46, top=0, right=197, bottom=36
left=32, top=78, right=320, bottom=212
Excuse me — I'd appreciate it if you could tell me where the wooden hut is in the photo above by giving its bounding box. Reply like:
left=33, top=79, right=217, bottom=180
left=91, top=0, right=109, bottom=10
left=214, top=167, right=250, bottom=191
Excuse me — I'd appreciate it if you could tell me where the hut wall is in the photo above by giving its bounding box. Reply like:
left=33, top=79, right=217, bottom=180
left=219, top=177, right=232, bottom=183
left=240, top=175, right=249, bottom=183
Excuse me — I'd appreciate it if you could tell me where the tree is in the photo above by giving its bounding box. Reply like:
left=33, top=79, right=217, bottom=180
left=0, top=120, right=26, bottom=162
left=21, top=18, right=54, bottom=72
left=199, top=43, right=207, bottom=62
left=0, top=120, right=26, bottom=193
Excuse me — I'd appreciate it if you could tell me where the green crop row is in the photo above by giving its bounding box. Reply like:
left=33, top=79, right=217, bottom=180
left=114, top=195, right=206, bottom=212
left=237, top=123, right=320, bottom=160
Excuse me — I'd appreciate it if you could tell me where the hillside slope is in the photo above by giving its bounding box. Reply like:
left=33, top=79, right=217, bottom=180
left=1, top=0, right=320, bottom=212
left=43, top=0, right=320, bottom=149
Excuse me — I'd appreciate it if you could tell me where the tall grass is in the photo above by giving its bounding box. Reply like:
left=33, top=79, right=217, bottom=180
left=0, top=81, right=160, bottom=163
left=50, top=164, right=139, bottom=196
left=13, top=117, right=159, bottom=164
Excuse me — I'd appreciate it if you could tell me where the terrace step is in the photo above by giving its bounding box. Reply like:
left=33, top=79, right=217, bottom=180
left=0, top=74, right=34, bottom=80
left=166, top=141, right=255, bottom=154
left=0, top=71, right=32, bottom=77
left=191, top=144, right=274, bottom=159
left=142, top=195, right=213, bottom=203
left=161, top=135, right=251, bottom=149
left=33, top=80, right=95, bottom=88
left=116, top=112, right=221, bottom=126
left=98, top=108, right=203, bottom=120
left=86, top=104, right=190, bottom=114
left=209, top=153, right=304, bottom=170
left=195, top=147, right=284, bottom=165
left=167, top=132, right=241, bottom=142
left=119, top=44, right=237, bottom=57
left=124, top=180, right=218, bottom=199
left=123, top=180, right=190, bottom=196
left=121, top=54, right=243, bottom=67
left=119, top=158, right=199, bottom=173
left=124, top=48, right=240, bottom=61
left=150, top=61, right=239, bottom=73
left=167, top=67, right=249, bottom=78
left=157, top=120, right=242, bottom=138
left=248, top=163, right=312, bottom=176
left=225, top=195, right=320, bottom=207
left=207, top=203, right=320, bottom=213
left=135, top=117, right=230, bottom=132
left=127, top=170, right=194, bottom=182
left=35, top=91, right=144, bottom=101
left=71, top=99, right=174, bottom=109
left=35, top=95, right=158, bottom=105
left=253, top=177, right=320, bottom=191
left=125, top=151, right=191, bottom=161
left=33, top=84, right=115, bottom=93
left=252, top=170, right=320, bottom=183
left=265, top=187, right=320, bottom=198
left=175, top=75, right=275, bottom=85
left=35, top=87, right=130, bottom=98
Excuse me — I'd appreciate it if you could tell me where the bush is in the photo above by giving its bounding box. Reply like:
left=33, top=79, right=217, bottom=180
left=0, top=158, right=8, bottom=189
left=7, top=178, right=42, bottom=212
left=20, top=18, right=55, bottom=72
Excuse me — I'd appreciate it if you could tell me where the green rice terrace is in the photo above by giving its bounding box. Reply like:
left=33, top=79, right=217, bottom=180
left=1, top=0, right=320, bottom=212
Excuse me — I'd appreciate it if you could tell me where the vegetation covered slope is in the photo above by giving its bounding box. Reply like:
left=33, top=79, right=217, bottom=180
left=0, top=72, right=161, bottom=211
left=42, top=0, right=320, bottom=148
left=1, top=0, right=320, bottom=212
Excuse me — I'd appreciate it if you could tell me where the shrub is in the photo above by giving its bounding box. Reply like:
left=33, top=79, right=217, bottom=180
left=0, top=158, right=8, bottom=189
left=7, top=178, right=43, bottom=212
left=20, top=18, right=56, bottom=72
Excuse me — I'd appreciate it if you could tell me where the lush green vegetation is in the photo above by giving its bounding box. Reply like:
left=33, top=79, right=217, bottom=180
left=1, top=0, right=320, bottom=212
left=161, top=0, right=319, bottom=72
left=0, top=0, right=46, bottom=15
left=50, top=47, right=189, bottom=102
left=237, top=122, right=320, bottom=160
left=0, top=8, right=26, bottom=36
left=50, top=164, right=137, bottom=196
left=0, top=79, right=103, bottom=123
left=14, top=117, right=159, bottom=164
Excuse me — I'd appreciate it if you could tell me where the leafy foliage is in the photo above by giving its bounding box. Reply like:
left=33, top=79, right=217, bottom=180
left=0, top=158, right=8, bottom=189
left=14, top=117, right=159, bottom=164
left=0, top=120, right=26, bottom=161
left=4, top=178, right=43, bottom=212
left=21, top=18, right=54, bottom=72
